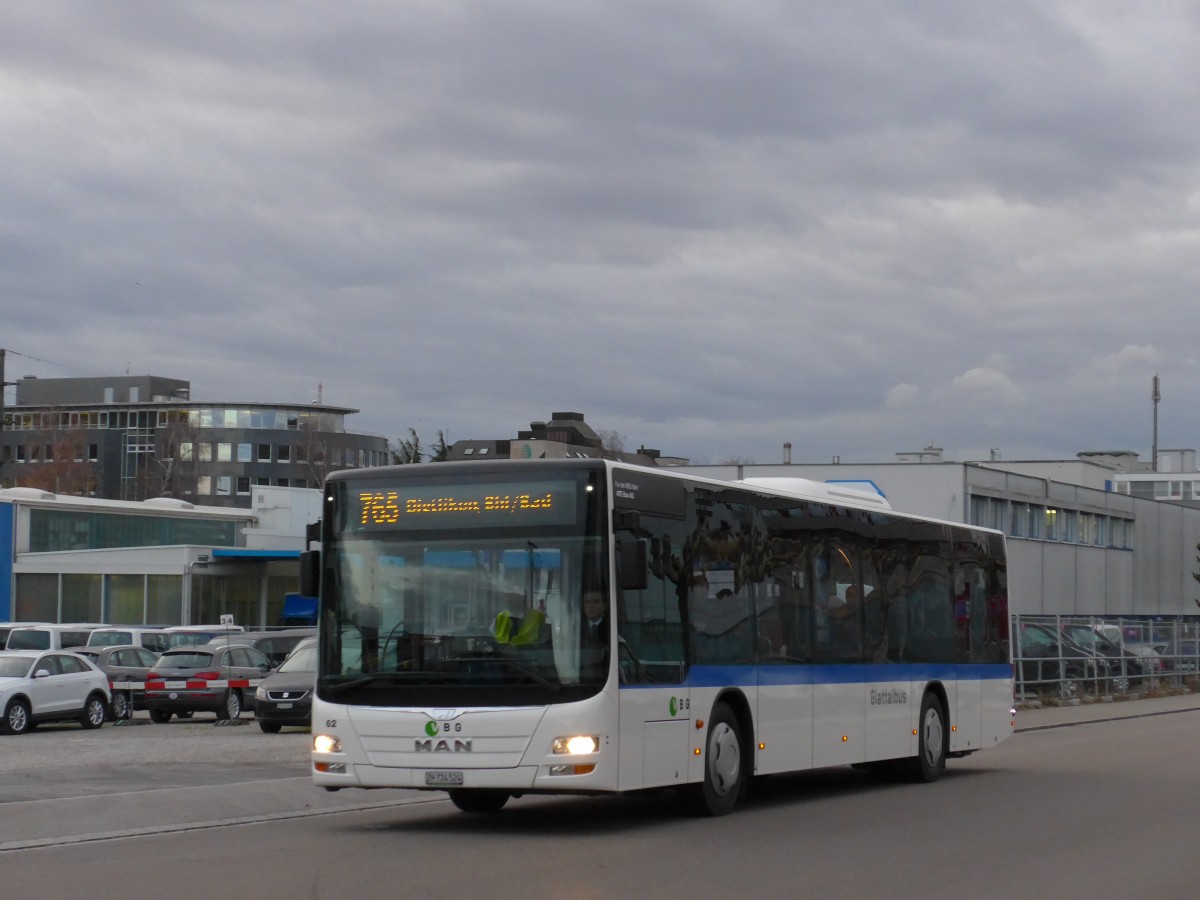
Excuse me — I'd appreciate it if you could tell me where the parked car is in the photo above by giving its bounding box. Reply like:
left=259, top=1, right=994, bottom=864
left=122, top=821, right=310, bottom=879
left=254, top=637, right=317, bottom=733
left=5, top=623, right=108, bottom=651
left=0, top=623, right=51, bottom=649
left=71, top=644, right=160, bottom=720
left=1015, top=621, right=1109, bottom=696
left=1089, top=623, right=1166, bottom=676
left=143, top=642, right=273, bottom=722
left=86, top=627, right=170, bottom=654
left=222, top=628, right=317, bottom=667
left=160, top=625, right=246, bottom=649
left=1161, top=638, right=1200, bottom=673
left=1058, top=622, right=1144, bottom=690
left=0, top=649, right=112, bottom=735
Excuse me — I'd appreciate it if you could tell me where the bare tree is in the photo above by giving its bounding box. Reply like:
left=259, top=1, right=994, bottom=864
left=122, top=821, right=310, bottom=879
left=596, top=429, right=626, bottom=460
left=12, top=420, right=96, bottom=495
left=144, top=414, right=201, bottom=500
left=300, top=421, right=336, bottom=486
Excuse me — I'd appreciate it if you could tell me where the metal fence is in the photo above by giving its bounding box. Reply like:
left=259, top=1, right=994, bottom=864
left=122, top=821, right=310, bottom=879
left=1012, top=614, right=1200, bottom=701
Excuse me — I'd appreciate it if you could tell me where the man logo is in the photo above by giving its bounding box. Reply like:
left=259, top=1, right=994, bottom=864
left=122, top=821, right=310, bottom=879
left=414, top=739, right=473, bottom=752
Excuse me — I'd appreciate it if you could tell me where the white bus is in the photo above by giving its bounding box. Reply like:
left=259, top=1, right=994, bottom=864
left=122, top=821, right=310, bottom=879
left=307, top=460, right=1012, bottom=815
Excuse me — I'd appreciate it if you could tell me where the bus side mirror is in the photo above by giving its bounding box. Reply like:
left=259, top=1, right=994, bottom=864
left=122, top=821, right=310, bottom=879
left=300, top=550, right=321, bottom=598
left=616, top=539, right=648, bottom=591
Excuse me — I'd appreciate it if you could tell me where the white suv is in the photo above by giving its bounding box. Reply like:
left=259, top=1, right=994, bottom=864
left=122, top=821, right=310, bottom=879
left=0, top=650, right=112, bottom=735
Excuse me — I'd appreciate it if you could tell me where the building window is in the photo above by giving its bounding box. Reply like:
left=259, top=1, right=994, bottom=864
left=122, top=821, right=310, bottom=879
left=276, top=477, right=290, bottom=487
left=179, top=442, right=193, bottom=461
left=236, top=477, right=251, bottom=495
left=216, top=475, right=231, bottom=496
left=88, top=443, right=99, bottom=462
left=1044, top=508, right=1059, bottom=541
left=198, top=443, right=213, bottom=462
left=278, top=445, right=291, bottom=462
left=1027, top=505, right=1042, bottom=539
left=255, top=476, right=270, bottom=486
left=1062, top=510, right=1078, bottom=543
left=257, top=444, right=272, bottom=462
left=237, top=443, right=252, bottom=462
left=217, top=443, right=232, bottom=462
left=197, top=475, right=211, bottom=494
left=1010, top=502, right=1026, bottom=537
left=968, top=496, right=988, bottom=527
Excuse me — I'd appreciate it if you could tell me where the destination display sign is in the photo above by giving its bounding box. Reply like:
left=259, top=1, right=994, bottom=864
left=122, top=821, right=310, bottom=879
left=346, top=479, right=580, bottom=531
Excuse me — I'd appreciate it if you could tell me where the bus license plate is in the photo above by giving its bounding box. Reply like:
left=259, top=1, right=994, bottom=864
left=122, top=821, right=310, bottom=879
left=425, top=771, right=464, bottom=786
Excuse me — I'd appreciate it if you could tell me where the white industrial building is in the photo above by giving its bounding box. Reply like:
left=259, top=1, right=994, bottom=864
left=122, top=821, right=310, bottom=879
left=685, top=449, right=1200, bottom=619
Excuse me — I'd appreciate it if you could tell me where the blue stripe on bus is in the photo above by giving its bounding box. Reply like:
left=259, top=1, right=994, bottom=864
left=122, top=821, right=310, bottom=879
left=620, top=663, right=1011, bottom=690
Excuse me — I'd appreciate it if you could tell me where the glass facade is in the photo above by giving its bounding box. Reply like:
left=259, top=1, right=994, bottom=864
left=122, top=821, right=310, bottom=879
left=147, top=575, right=183, bottom=624
left=29, top=509, right=240, bottom=552
left=107, top=574, right=146, bottom=623
left=63, top=573, right=103, bottom=622
left=15, top=573, right=59, bottom=620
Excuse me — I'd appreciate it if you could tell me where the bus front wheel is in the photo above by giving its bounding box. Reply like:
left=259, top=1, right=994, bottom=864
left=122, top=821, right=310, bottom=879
left=689, top=702, right=744, bottom=816
left=448, top=789, right=509, bottom=814
left=910, top=692, right=947, bottom=783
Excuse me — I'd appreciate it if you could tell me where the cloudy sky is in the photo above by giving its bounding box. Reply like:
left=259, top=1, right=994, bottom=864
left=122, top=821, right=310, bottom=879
left=3, top=2, right=1199, bottom=465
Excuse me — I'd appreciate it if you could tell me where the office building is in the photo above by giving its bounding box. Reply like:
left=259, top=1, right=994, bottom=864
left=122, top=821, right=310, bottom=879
left=0, top=375, right=390, bottom=508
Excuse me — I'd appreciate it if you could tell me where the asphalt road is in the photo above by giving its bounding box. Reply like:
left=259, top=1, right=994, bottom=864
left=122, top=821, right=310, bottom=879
left=3, top=698, right=1200, bottom=899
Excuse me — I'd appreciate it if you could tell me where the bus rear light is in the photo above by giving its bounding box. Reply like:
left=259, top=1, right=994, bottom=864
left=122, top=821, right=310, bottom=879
left=552, top=735, right=599, bottom=755
left=315, top=762, right=346, bottom=774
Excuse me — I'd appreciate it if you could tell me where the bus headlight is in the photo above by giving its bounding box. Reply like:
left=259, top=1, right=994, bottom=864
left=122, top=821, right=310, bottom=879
left=313, top=734, right=342, bottom=754
left=552, top=735, right=599, bottom=755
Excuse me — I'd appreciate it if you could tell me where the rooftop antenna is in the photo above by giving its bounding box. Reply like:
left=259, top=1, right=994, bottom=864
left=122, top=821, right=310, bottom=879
left=1152, top=374, right=1160, bottom=472
left=317, top=382, right=323, bottom=404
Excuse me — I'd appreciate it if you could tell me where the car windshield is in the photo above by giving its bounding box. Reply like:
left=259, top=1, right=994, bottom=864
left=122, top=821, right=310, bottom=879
left=158, top=652, right=215, bottom=668
left=278, top=645, right=318, bottom=673
left=0, top=656, right=34, bottom=678
left=1062, top=626, right=1101, bottom=650
left=89, top=631, right=132, bottom=646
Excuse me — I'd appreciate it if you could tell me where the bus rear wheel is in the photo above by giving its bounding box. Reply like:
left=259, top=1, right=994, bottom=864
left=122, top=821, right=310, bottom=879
left=910, top=692, right=947, bottom=783
left=689, top=702, right=745, bottom=816
left=448, top=789, right=509, bottom=813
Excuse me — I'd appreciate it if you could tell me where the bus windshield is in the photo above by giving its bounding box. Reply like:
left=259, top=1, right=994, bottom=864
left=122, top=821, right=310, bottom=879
left=320, top=468, right=609, bottom=706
